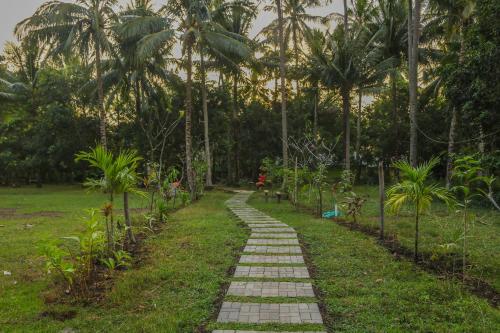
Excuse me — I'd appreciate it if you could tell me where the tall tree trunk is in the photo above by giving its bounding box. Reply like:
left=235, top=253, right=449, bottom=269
left=414, top=204, right=419, bottom=263
left=478, top=123, right=485, bottom=154
left=409, top=0, right=420, bottom=167
left=378, top=161, right=385, bottom=240
left=185, top=40, right=195, bottom=198
left=390, top=71, right=400, bottom=157
left=293, top=30, right=300, bottom=98
left=123, top=192, right=135, bottom=244
left=232, top=72, right=240, bottom=183
left=313, top=82, right=319, bottom=139
left=276, top=0, right=288, bottom=170
left=343, top=0, right=348, bottom=32
left=445, top=106, right=457, bottom=189
left=341, top=87, right=351, bottom=171
left=356, top=88, right=362, bottom=160
left=95, top=42, right=107, bottom=149
left=200, top=50, right=213, bottom=186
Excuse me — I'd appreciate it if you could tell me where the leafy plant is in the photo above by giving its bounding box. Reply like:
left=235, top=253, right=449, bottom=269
left=101, top=250, right=132, bottom=272
left=452, top=155, right=486, bottom=278
left=41, top=244, right=75, bottom=290
left=386, top=158, right=454, bottom=262
left=76, top=146, right=146, bottom=249
left=342, top=191, right=366, bottom=223
left=41, top=209, right=106, bottom=296
left=338, top=170, right=355, bottom=193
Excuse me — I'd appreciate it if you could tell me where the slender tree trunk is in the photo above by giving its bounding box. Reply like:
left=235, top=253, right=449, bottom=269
left=341, top=87, right=351, bottom=171
left=390, top=71, right=399, bottom=157
left=343, top=0, right=348, bottom=32
left=110, top=193, right=115, bottom=252
left=356, top=88, right=362, bottom=159
left=409, top=0, right=420, bottom=167
left=185, top=39, right=195, bottom=198
left=463, top=202, right=467, bottom=281
left=200, top=50, right=213, bottom=186
left=478, top=124, right=485, bottom=154
left=276, top=0, right=288, bottom=170
left=414, top=201, right=419, bottom=263
left=293, top=30, right=300, bottom=98
left=123, top=192, right=135, bottom=244
left=313, top=82, right=319, bottom=139
left=232, top=73, right=241, bottom=182
left=378, top=161, right=385, bottom=240
left=446, top=107, right=457, bottom=189
left=95, top=42, right=107, bottom=149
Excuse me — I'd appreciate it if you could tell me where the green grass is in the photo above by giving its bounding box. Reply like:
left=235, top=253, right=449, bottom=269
left=249, top=192, right=500, bottom=332
left=0, top=186, right=247, bottom=332
left=295, top=185, right=500, bottom=292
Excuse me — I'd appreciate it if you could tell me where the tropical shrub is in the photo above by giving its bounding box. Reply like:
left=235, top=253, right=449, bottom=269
left=386, top=158, right=454, bottom=262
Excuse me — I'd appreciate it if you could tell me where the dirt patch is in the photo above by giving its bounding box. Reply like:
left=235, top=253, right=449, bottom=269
left=0, top=208, right=64, bottom=220
left=40, top=309, right=77, bottom=321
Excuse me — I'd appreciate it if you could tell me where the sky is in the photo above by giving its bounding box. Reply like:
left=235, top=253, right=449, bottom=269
left=0, top=0, right=345, bottom=52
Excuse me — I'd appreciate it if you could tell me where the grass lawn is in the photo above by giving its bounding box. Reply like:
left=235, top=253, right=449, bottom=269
left=249, top=192, right=500, bottom=332
left=0, top=186, right=246, bottom=332
left=293, top=185, right=500, bottom=293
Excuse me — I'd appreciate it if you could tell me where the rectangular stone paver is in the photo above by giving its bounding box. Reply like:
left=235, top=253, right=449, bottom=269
left=227, top=281, right=315, bottom=297
left=239, top=255, right=304, bottom=264
left=213, top=331, right=326, bottom=333
left=250, top=233, right=297, bottom=238
left=234, top=266, right=310, bottom=278
left=247, top=239, right=299, bottom=245
left=250, top=227, right=295, bottom=233
left=247, top=223, right=288, bottom=228
left=217, top=302, right=323, bottom=324
left=244, top=245, right=302, bottom=254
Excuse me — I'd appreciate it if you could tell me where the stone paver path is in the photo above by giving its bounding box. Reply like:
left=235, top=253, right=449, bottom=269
left=234, top=266, right=310, bottom=279
left=214, top=191, right=326, bottom=332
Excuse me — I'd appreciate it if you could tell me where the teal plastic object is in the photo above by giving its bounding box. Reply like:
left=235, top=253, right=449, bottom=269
left=322, top=210, right=342, bottom=218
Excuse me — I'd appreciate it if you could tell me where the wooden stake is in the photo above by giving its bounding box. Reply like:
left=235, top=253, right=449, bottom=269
left=378, top=161, right=385, bottom=240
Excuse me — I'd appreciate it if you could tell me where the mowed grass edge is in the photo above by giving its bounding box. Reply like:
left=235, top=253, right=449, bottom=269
left=1, top=190, right=247, bottom=332
left=249, top=193, right=500, bottom=332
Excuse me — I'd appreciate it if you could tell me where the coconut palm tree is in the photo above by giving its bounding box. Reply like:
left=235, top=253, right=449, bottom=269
left=212, top=0, right=257, bottom=183
left=16, top=0, right=119, bottom=149
left=142, top=0, right=253, bottom=196
left=106, top=0, right=177, bottom=167
left=425, top=0, right=475, bottom=188
left=262, top=0, right=322, bottom=96
left=276, top=0, right=289, bottom=170
left=386, top=157, right=453, bottom=262
left=370, top=0, right=408, bottom=157
left=408, top=0, right=421, bottom=166
left=318, top=25, right=392, bottom=171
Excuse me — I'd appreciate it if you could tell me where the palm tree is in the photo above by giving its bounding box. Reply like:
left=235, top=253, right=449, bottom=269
left=16, top=0, right=118, bottom=149
left=318, top=25, right=392, bottom=171
left=145, top=0, right=253, bottom=196
left=76, top=146, right=145, bottom=248
left=262, top=0, right=322, bottom=96
left=386, top=158, right=453, bottom=262
left=212, top=0, right=257, bottom=183
left=371, top=0, right=408, bottom=158
left=425, top=0, right=475, bottom=188
left=107, top=0, right=177, bottom=168
left=276, top=0, right=289, bottom=171
left=408, top=0, right=421, bottom=166
left=303, top=29, right=326, bottom=139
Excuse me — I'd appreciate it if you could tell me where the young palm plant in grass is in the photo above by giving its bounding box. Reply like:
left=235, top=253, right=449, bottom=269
left=76, top=146, right=146, bottom=251
left=386, top=158, right=454, bottom=262
left=451, top=155, right=487, bottom=280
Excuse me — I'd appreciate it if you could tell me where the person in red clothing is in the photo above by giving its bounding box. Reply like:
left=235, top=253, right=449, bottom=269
left=256, top=172, right=266, bottom=189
